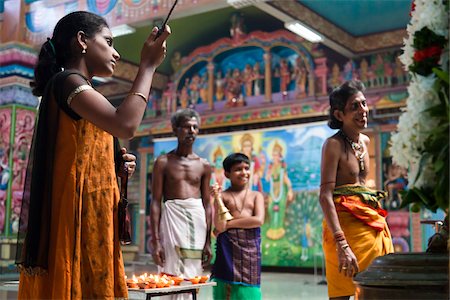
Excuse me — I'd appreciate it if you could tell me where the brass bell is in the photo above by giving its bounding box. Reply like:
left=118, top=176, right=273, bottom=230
left=212, top=183, right=233, bottom=221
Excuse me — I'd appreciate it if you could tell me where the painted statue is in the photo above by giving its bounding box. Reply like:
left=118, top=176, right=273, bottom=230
left=383, top=54, right=393, bottom=86
left=243, top=64, right=253, bottom=97
left=252, top=62, right=263, bottom=96
left=230, top=13, right=246, bottom=41
left=215, top=71, right=225, bottom=101
left=372, top=54, right=385, bottom=87
left=199, top=73, right=208, bottom=103
left=225, top=68, right=244, bottom=107
left=328, top=63, right=341, bottom=88
left=189, top=74, right=201, bottom=105
left=279, top=59, right=291, bottom=96
left=171, top=51, right=182, bottom=73
left=394, top=55, right=407, bottom=85
left=359, top=59, right=371, bottom=88
left=293, top=56, right=307, bottom=97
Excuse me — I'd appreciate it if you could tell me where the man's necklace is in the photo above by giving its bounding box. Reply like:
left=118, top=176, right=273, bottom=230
left=229, top=188, right=249, bottom=215
left=339, top=130, right=366, bottom=171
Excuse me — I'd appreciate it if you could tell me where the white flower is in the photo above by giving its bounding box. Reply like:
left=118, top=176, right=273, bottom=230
left=391, top=0, right=448, bottom=193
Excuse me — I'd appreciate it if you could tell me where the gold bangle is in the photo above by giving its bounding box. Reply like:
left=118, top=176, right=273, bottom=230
left=129, top=92, right=148, bottom=104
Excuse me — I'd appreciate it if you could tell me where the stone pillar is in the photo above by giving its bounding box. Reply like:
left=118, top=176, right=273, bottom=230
left=0, top=43, right=38, bottom=275
left=263, top=51, right=272, bottom=103
left=0, top=0, right=40, bottom=276
left=207, top=62, right=214, bottom=110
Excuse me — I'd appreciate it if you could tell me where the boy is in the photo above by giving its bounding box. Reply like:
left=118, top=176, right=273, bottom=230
left=211, top=153, right=264, bottom=300
left=319, top=80, right=393, bottom=299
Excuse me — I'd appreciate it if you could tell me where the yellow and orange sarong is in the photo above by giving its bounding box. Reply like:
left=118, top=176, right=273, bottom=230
left=322, top=185, right=394, bottom=298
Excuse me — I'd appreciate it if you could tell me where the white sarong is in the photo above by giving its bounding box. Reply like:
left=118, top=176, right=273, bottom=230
left=158, top=198, right=206, bottom=300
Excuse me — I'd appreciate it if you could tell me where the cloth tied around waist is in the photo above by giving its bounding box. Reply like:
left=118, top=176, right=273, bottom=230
left=333, top=185, right=388, bottom=231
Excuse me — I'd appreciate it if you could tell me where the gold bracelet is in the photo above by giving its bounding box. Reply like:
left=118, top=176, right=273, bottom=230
left=129, top=92, right=148, bottom=104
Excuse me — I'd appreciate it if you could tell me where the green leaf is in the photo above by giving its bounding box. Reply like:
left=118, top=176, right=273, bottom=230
left=432, top=68, right=449, bottom=84
left=434, top=159, right=444, bottom=172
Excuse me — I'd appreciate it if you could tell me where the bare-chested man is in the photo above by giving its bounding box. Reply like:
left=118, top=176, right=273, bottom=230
left=319, top=80, right=393, bottom=300
left=150, top=108, right=212, bottom=292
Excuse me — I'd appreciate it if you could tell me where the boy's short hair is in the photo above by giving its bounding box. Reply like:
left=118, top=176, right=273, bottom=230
left=328, top=80, right=365, bottom=129
left=223, top=153, right=250, bottom=172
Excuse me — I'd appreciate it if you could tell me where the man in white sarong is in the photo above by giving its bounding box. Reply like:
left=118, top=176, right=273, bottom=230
left=159, top=198, right=207, bottom=278
left=151, top=108, right=212, bottom=299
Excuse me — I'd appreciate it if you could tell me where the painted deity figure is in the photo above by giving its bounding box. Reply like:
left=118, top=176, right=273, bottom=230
left=279, top=59, right=291, bottom=96
left=252, top=62, right=262, bottom=96
left=225, top=68, right=244, bottom=107
left=265, top=141, right=294, bottom=240
left=239, top=134, right=264, bottom=192
left=394, top=55, right=407, bottom=85
left=293, top=56, right=307, bottom=97
left=199, top=73, right=208, bottom=103
left=243, top=64, right=253, bottom=97
left=372, top=54, right=385, bottom=87
left=359, top=59, right=371, bottom=88
left=189, top=74, right=201, bottom=105
left=162, top=81, right=175, bottom=115
left=230, top=13, right=246, bottom=41
left=343, top=60, right=357, bottom=81
left=180, top=78, right=189, bottom=108
left=383, top=54, right=393, bottom=86
left=210, top=146, right=227, bottom=190
left=329, top=63, right=341, bottom=89
left=215, top=71, right=225, bottom=101
left=171, top=51, right=182, bottom=73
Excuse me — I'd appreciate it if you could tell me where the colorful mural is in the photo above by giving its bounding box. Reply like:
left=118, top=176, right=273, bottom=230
left=10, top=109, right=35, bottom=234
left=0, top=107, right=35, bottom=236
left=0, top=108, right=11, bottom=235
left=150, top=122, right=336, bottom=268
left=170, top=29, right=320, bottom=114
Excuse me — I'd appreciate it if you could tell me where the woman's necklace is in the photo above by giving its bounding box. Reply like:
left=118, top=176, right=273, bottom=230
left=229, top=188, right=249, bottom=215
left=339, top=130, right=366, bottom=171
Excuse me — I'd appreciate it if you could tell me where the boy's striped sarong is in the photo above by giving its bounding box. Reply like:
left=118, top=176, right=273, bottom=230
left=212, top=227, right=262, bottom=299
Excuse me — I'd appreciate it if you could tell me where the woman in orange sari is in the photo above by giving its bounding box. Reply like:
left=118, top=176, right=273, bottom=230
left=16, top=11, right=170, bottom=299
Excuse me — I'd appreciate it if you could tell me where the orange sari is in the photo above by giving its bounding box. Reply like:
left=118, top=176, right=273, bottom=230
left=18, top=112, right=127, bottom=299
left=322, top=185, right=394, bottom=298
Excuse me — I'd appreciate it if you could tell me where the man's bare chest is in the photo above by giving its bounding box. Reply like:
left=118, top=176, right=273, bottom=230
left=166, top=162, right=203, bottom=181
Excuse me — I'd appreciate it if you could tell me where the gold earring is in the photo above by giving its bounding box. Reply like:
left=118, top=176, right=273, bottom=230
left=82, top=48, right=86, bottom=54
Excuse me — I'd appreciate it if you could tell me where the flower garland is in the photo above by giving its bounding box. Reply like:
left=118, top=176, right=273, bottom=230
left=390, top=0, right=449, bottom=212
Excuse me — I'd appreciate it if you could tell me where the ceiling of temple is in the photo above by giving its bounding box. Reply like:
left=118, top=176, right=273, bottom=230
left=113, top=0, right=412, bottom=76
left=298, top=0, right=411, bottom=36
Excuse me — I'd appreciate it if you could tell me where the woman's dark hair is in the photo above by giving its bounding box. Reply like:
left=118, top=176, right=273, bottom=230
left=171, top=108, right=201, bottom=128
left=31, top=11, right=108, bottom=96
left=223, top=153, right=250, bottom=172
left=328, top=80, right=365, bottom=129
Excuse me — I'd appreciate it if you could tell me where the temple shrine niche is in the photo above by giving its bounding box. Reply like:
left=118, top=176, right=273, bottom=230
left=147, top=15, right=409, bottom=122
left=162, top=17, right=324, bottom=115
left=327, top=51, right=409, bottom=91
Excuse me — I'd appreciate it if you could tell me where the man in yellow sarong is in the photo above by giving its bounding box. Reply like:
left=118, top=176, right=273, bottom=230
left=319, top=80, right=394, bottom=299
